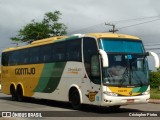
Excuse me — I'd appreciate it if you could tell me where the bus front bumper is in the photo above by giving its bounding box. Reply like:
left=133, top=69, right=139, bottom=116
left=101, top=94, right=150, bottom=106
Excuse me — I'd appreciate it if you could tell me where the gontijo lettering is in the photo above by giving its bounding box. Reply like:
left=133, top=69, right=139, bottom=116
left=15, top=68, right=35, bottom=75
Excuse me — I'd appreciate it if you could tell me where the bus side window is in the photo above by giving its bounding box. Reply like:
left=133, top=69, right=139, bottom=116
left=29, top=47, right=40, bottom=64
left=53, top=42, right=66, bottom=62
left=41, top=45, right=51, bottom=63
left=67, top=38, right=82, bottom=62
left=2, top=52, right=9, bottom=66
left=8, top=51, right=19, bottom=66
left=23, top=49, right=29, bottom=64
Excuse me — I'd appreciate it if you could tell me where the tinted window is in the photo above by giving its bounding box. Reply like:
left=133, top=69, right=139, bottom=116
left=2, top=39, right=82, bottom=66
left=83, top=37, right=100, bottom=84
left=83, top=37, right=98, bottom=63
left=40, top=45, right=52, bottom=63
left=53, top=42, right=66, bottom=62
left=22, top=49, right=29, bottom=64
left=2, top=52, right=9, bottom=66
left=99, top=39, right=144, bottom=53
left=29, top=47, right=40, bottom=63
left=8, top=51, right=19, bottom=65
left=67, top=38, right=82, bottom=61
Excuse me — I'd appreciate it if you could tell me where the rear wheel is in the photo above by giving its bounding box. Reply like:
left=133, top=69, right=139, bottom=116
left=17, top=85, right=24, bottom=102
left=70, top=89, right=81, bottom=110
left=10, top=85, right=17, bottom=101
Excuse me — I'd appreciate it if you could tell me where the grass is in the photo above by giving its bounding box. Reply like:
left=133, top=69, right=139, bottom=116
left=150, top=88, right=160, bottom=99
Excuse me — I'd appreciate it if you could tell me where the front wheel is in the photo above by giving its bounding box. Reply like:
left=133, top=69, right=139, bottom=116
left=70, top=89, right=81, bottom=110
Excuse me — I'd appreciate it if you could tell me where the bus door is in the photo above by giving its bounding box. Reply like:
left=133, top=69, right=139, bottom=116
left=82, top=37, right=102, bottom=105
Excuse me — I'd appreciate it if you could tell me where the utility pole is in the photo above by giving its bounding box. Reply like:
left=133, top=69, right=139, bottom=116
left=105, top=23, right=118, bottom=33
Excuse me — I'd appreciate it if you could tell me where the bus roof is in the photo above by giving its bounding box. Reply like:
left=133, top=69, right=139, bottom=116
left=85, top=33, right=140, bottom=40
left=2, top=33, right=140, bottom=52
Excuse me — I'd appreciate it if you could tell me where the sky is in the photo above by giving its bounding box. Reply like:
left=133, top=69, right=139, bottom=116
left=0, top=0, right=160, bottom=70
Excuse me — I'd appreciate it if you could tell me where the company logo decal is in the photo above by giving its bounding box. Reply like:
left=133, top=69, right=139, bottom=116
left=129, top=91, right=133, bottom=96
left=67, top=68, right=82, bottom=74
left=15, top=67, right=35, bottom=75
left=86, top=91, right=98, bottom=102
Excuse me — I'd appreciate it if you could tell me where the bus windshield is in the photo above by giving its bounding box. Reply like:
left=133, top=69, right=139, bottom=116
left=99, top=38, right=149, bottom=87
left=99, top=38, right=144, bottom=53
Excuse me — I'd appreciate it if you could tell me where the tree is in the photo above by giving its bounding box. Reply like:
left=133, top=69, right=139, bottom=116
left=149, top=71, right=160, bottom=88
left=11, top=11, right=67, bottom=43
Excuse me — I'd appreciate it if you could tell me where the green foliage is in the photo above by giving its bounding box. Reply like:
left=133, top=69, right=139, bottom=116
left=150, top=88, right=160, bottom=99
left=11, top=11, right=67, bottom=43
left=149, top=71, right=160, bottom=88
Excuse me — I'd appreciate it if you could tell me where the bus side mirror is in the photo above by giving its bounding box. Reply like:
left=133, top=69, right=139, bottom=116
left=148, top=51, right=160, bottom=68
left=145, top=52, right=149, bottom=56
left=99, top=49, right=109, bottom=67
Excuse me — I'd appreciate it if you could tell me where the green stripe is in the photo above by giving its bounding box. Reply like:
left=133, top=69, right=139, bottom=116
left=132, top=87, right=141, bottom=93
left=137, top=86, right=148, bottom=93
left=132, top=86, right=148, bottom=93
left=34, top=62, right=66, bottom=93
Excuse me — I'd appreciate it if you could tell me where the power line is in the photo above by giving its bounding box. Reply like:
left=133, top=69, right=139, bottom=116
left=145, top=44, right=160, bottom=47
left=146, top=48, right=160, bottom=50
left=108, top=15, right=160, bottom=24
left=144, top=43, right=160, bottom=46
left=118, top=18, right=160, bottom=29
left=68, top=15, right=160, bottom=34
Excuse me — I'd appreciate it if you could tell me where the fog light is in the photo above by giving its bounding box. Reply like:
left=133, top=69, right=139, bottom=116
left=104, top=99, right=112, bottom=103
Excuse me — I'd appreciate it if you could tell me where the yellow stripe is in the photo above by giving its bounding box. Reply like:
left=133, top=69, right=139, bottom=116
left=108, top=87, right=140, bottom=96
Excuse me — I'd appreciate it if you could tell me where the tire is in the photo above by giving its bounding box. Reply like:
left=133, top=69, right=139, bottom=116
left=10, top=85, right=17, bottom=101
left=17, top=86, right=24, bottom=102
left=70, top=89, right=81, bottom=110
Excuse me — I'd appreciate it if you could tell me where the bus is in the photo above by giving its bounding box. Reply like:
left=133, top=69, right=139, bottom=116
left=1, top=33, right=159, bottom=109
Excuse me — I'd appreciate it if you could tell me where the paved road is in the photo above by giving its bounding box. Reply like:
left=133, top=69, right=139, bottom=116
left=0, top=93, right=160, bottom=120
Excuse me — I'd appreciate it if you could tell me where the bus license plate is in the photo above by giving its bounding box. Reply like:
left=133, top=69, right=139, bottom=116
left=127, top=99, right=134, bottom=103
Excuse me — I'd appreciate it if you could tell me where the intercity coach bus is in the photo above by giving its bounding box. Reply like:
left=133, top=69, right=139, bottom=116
left=1, top=33, right=159, bottom=109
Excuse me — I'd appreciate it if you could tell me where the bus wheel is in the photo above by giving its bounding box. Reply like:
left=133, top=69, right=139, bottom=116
left=17, top=85, right=24, bottom=102
left=70, top=89, right=81, bottom=110
left=10, top=85, right=17, bottom=101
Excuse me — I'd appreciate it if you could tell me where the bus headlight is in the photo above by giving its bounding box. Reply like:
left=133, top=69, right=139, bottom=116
left=103, top=91, right=118, bottom=96
left=142, top=90, right=150, bottom=95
